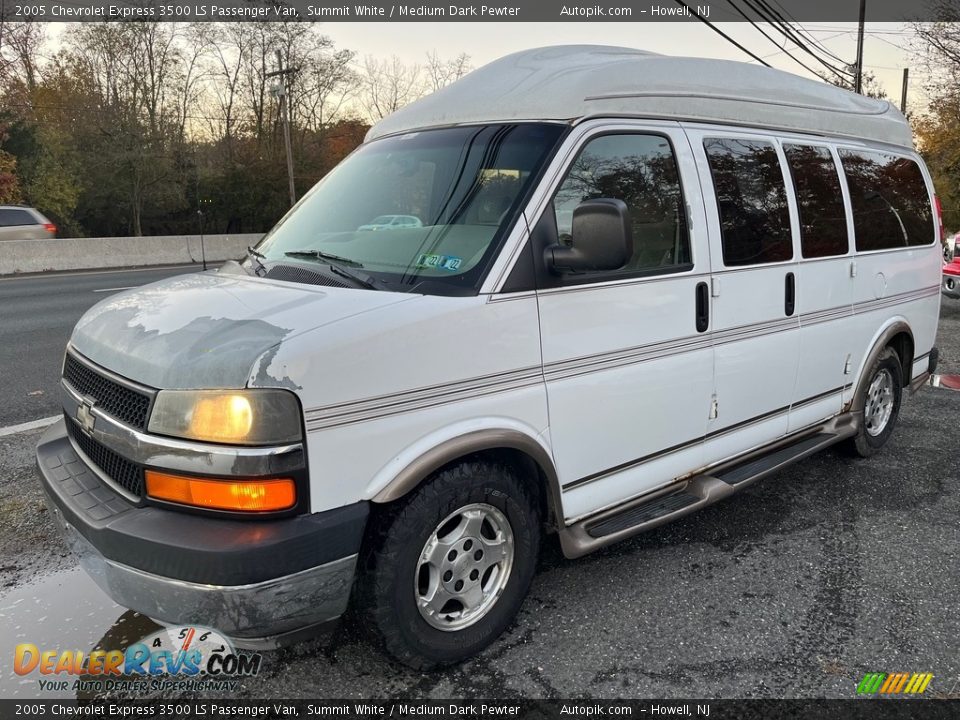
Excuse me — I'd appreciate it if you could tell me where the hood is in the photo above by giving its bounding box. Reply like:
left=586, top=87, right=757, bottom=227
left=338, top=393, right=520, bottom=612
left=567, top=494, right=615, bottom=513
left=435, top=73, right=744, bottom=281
left=70, top=271, right=413, bottom=389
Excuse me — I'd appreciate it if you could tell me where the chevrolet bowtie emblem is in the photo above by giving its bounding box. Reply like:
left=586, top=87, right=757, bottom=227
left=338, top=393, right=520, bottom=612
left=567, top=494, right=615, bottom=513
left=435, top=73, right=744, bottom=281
left=77, top=401, right=96, bottom=434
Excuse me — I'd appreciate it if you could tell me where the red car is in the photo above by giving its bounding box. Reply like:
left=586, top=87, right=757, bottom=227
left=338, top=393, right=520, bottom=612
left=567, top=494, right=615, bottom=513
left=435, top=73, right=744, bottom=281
left=945, top=255, right=960, bottom=299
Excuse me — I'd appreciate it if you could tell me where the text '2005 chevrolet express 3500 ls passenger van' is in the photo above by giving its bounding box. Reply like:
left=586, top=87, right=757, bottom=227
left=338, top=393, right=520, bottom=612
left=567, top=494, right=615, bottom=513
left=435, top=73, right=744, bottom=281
left=37, top=46, right=942, bottom=668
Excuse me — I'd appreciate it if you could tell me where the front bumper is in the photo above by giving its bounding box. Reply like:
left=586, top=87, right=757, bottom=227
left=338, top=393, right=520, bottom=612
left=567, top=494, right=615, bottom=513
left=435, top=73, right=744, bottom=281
left=36, top=419, right=368, bottom=648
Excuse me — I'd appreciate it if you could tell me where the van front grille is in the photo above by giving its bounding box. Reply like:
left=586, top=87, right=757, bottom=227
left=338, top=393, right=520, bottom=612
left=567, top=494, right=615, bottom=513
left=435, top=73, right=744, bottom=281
left=62, top=354, right=152, bottom=431
left=65, top=415, right=144, bottom=498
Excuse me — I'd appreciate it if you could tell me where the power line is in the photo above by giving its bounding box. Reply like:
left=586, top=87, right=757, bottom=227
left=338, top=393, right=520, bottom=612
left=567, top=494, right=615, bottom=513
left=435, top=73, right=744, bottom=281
left=802, top=25, right=913, bottom=35
left=673, top=0, right=772, bottom=67
left=759, top=31, right=848, bottom=63
left=746, top=0, right=853, bottom=73
left=723, top=0, right=840, bottom=79
left=760, top=0, right=852, bottom=65
left=742, top=0, right=854, bottom=78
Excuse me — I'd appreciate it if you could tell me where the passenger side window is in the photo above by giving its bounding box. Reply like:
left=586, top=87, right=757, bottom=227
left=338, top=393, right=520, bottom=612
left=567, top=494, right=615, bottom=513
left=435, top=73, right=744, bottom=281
left=783, top=144, right=849, bottom=258
left=704, top=138, right=793, bottom=266
left=838, top=149, right=933, bottom=250
left=552, top=133, right=691, bottom=275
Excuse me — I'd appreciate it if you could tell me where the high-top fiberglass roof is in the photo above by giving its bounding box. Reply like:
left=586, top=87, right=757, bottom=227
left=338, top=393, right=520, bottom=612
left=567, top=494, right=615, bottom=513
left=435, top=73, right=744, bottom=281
left=367, top=45, right=913, bottom=149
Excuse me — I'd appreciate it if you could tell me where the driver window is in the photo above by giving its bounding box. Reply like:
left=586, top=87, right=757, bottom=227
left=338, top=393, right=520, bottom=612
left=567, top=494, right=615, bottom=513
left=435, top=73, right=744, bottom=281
left=552, top=133, right=691, bottom=274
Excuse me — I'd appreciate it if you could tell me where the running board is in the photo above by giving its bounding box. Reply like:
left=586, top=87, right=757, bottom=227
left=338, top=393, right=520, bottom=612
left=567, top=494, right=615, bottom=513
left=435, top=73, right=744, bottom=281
left=713, top=432, right=839, bottom=487
left=587, top=490, right=699, bottom=538
left=560, top=417, right=858, bottom=557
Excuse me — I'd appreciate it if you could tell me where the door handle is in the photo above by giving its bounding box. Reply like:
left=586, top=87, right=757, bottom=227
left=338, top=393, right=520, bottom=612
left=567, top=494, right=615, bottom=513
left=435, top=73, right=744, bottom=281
left=695, top=281, right=709, bottom=333
left=785, top=272, right=796, bottom=317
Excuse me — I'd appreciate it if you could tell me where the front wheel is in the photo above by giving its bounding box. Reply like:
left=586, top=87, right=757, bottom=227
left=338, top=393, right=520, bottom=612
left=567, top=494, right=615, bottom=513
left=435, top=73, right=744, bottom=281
left=848, top=347, right=903, bottom=458
left=357, top=460, right=540, bottom=669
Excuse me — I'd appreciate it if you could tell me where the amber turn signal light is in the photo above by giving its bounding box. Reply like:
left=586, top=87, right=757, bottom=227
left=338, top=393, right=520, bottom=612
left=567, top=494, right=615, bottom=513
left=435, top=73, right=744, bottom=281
left=145, top=470, right=296, bottom=512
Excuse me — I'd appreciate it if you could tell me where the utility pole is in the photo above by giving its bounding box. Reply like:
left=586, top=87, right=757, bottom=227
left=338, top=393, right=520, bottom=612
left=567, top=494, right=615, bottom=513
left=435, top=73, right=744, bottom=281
left=854, top=0, right=866, bottom=93
left=267, top=50, right=298, bottom=207
left=900, top=67, right=909, bottom=113
left=197, top=208, right=207, bottom=271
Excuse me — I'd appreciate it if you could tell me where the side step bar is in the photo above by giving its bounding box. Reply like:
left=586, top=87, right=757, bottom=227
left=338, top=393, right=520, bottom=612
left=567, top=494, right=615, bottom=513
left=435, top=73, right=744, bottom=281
left=714, top=432, right=839, bottom=487
left=560, top=415, right=858, bottom=558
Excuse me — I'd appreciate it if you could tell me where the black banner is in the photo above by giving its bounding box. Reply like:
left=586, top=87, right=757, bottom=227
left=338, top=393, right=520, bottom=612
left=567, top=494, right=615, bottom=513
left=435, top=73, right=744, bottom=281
left=2, top=700, right=960, bottom=720
left=1, top=0, right=959, bottom=23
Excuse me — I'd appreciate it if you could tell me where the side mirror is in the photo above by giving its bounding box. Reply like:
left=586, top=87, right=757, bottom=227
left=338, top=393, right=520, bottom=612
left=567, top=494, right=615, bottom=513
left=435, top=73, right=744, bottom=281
left=544, top=198, right=632, bottom=274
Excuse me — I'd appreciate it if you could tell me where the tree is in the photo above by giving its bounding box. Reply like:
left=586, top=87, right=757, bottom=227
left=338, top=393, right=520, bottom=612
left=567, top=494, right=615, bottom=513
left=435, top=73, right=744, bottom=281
left=0, top=149, right=22, bottom=204
left=0, top=20, right=371, bottom=237
left=359, top=51, right=473, bottom=122
left=65, top=23, right=188, bottom=235
left=425, top=51, right=471, bottom=92
left=359, top=54, right=425, bottom=121
left=817, top=69, right=888, bottom=100
left=911, top=7, right=960, bottom=229
left=0, top=21, right=46, bottom=93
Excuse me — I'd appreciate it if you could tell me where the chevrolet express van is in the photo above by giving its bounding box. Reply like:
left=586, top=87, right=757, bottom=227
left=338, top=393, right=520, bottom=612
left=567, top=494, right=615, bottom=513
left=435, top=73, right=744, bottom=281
left=37, top=46, right=942, bottom=668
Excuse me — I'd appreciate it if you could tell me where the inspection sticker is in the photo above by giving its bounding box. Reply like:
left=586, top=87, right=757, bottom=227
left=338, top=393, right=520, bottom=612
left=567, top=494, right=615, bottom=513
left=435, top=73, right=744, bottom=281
left=416, top=254, right=463, bottom=271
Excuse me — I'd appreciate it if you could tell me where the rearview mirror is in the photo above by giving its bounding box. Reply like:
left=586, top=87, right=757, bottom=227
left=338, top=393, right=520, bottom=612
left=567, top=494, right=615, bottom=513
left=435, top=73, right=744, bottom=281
left=544, top=198, right=632, bottom=274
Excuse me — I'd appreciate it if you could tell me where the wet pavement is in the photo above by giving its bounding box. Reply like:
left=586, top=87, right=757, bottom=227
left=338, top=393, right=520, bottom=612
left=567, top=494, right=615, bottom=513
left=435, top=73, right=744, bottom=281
left=0, top=568, right=154, bottom=698
left=1, top=298, right=959, bottom=700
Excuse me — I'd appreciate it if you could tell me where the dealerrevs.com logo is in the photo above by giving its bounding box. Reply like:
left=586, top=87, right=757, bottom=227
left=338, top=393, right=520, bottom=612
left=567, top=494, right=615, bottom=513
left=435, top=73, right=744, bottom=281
left=14, top=626, right=262, bottom=694
left=857, top=672, right=934, bottom=695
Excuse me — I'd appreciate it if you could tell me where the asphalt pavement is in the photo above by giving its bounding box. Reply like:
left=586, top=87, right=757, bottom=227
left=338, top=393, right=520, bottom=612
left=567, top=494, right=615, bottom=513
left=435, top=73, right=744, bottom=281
left=0, top=286, right=958, bottom=700
left=0, top=264, right=213, bottom=428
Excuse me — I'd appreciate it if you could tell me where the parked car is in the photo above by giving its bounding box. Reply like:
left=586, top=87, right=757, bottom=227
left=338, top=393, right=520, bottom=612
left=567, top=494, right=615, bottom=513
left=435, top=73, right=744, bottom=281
left=0, top=205, right=56, bottom=240
left=945, top=231, right=957, bottom=262
left=944, top=254, right=960, bottom=298
left=357, top=214, right=423, bottom=231
left=37, top=46, right=942, bottom=669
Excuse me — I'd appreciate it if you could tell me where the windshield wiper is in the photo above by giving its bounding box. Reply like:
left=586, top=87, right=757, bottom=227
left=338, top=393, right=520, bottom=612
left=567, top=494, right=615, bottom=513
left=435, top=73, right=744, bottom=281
left=283, top=249, right=387, bottom=290
left=326, top=264, right=379, bottom=290
left=284, top=249, right=364, bottom=268
left=246, top=246, right=266, bottom=276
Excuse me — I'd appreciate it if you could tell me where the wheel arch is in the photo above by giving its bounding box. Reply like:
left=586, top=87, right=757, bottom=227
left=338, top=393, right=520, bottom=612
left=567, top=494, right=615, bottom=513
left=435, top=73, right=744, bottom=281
left=369, top=428, right=563, bottom=530
left=848, top=319, right=914, bottom=413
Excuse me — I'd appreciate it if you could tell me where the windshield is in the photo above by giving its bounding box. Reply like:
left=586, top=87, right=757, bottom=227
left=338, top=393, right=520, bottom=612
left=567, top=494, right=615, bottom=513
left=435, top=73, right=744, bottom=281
left=255, top=123, right=565, bottom=294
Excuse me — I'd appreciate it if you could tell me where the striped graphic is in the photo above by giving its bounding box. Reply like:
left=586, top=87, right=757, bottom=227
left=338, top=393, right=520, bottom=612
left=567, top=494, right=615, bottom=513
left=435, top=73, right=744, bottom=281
left=304, top=285, right=939, bottom=432
left=856, top=672, right=933, bottom=695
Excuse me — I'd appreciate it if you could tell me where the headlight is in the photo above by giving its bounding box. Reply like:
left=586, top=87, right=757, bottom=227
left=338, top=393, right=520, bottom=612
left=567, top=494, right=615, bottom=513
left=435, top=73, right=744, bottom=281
left=147, top=389, right=302, bottom=445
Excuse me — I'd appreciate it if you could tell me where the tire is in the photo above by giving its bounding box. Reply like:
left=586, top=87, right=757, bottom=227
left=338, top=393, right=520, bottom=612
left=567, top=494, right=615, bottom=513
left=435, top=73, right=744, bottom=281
left=848, top=347, right=903, bottom=458
left=356, top=459, right=540, bottom=669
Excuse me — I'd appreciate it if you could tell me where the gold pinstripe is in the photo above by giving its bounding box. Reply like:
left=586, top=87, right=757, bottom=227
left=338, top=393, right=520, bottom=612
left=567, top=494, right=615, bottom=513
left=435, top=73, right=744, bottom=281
left=303, top=285, right=938, bottom=431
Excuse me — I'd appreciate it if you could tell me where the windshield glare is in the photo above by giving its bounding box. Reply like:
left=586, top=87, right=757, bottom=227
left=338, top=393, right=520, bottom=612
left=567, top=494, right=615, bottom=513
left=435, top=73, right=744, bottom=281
left=256, top=123, right=565, bottom=294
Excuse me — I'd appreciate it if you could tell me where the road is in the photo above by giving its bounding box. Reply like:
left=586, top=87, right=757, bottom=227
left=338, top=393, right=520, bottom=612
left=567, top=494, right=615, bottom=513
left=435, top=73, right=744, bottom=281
left=0, top=295, right=959, bottom=699
left=0, top=264, right=213, bottom=428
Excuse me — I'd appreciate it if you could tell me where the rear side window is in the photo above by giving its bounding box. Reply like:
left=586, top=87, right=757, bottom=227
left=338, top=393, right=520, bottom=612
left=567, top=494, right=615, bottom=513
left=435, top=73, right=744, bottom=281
left=783, top=144, right=849, bottom=258
left=0, top=209, right=36, bottom=227
left=553, top=133, right=691, bottom=274
left=838, top=149, right=933, bottom=250
left=704, top=138, right=793, bottom=266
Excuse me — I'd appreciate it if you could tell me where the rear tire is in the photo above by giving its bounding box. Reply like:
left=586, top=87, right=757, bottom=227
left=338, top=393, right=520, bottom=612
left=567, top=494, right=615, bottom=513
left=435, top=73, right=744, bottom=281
left=357, top=459, right=540, bottom=669
left=848, top=347, right=902, bottom=458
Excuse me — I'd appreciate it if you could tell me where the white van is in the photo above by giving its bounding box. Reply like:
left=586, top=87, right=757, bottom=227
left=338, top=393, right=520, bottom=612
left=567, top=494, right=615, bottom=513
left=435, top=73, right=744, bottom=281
left=37, top=46, right=942, bottom=669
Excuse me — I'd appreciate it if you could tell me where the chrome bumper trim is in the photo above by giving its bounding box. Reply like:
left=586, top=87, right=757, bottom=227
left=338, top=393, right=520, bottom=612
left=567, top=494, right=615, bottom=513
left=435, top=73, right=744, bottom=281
left=44, top=493, right=357, bottom=645
left=61, top=380, right=304, bottom=477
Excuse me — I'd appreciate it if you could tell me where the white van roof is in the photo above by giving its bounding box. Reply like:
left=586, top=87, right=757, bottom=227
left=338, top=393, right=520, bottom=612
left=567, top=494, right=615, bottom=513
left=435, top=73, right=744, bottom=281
left=366, top=45, right=914, bottom=150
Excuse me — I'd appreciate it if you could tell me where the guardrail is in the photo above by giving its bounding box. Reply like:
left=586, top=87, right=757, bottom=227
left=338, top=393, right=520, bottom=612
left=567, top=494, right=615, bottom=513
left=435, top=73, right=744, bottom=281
left=0, top=233, right=265, bottom=276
